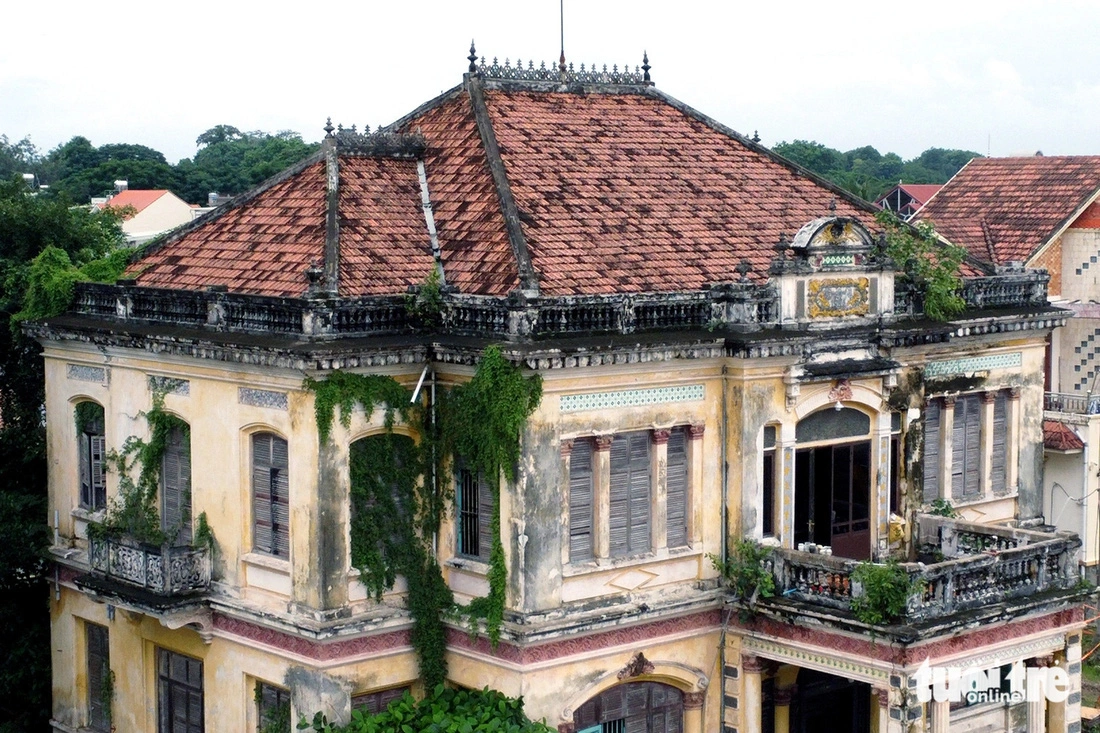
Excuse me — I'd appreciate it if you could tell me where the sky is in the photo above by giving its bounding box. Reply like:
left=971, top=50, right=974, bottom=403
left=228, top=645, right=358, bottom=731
left=3, top=0, right=1100, bottom=165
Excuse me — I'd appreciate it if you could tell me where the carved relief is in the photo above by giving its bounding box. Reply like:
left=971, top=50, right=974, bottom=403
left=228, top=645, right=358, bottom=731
left=807, top=277, right=870, bottom=318
left=617, top=651, right=656, bottom=680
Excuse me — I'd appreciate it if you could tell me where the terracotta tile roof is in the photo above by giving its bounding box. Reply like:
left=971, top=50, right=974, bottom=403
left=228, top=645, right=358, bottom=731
left=339, top=157, right=435, bottom=295
left=100, top=189, right=169, bottom=218
left=918, top=156, right=1100, bottom=265
left=1044, top=419, right=1085, bottom=452
left=897, top=184, right=942, bottom=203
left=130, top=163, right=326, bottom=296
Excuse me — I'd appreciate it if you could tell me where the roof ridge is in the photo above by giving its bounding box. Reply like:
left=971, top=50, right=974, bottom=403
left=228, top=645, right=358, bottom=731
left=467, top=75, right=540, bottom=295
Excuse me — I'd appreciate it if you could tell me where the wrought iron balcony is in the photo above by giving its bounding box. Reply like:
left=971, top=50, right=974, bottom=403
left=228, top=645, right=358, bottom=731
left=1044, top=391, right=1100, bottom=415
left=764, top=516, right=1080, bottom=627
left=88, top=536, right=210, bottom=596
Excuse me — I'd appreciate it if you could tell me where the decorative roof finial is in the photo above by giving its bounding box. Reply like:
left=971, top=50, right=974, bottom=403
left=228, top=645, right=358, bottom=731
left=642, top=51, right=651, bottom=83
left=468, top=40, right=478, bottom=73
left=323, top=117, right=335, bottom=137
left=829, top=197, right=837, bottom=214
left=752, top=130, right=761, bottom=144
left=736, top=260, right=752, bottom=282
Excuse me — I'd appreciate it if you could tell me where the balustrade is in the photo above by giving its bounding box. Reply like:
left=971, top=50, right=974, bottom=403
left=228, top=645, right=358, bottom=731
left=88, top=536, right=210, bottom=596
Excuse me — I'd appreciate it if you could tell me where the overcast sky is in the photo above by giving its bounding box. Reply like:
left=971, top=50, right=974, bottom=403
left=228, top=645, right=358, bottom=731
left=4, top=0, right=1099, bottom=165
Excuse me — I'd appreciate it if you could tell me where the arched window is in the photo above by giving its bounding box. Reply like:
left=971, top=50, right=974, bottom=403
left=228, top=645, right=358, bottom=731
left=252, top=433, right=289, bottom=557
left=162, top=423, right=192, bottom=545
left=350, top=434, right=418, bottom=595
left=573, top=681, right=683, bottom=733
left=75, top=402, right=106, bottom=511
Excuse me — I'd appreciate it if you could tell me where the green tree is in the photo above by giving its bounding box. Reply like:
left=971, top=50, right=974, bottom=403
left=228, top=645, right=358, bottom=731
left=0, top=134, right=41, bottom=181
left=773, top=139, right=845, bottom=176
left=0, top=178, right=127, bottom=731
left=176, top=126, right=318, bottom=203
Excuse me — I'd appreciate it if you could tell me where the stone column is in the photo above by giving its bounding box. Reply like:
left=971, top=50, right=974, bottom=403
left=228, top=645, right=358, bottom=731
left=874, top=416, right=892, bottom=555
left=980, top=391, right=996, bottom=498
left=651, top=429, right=670, bottom=552
left=930, top=699, right=950, bottom=733
left=778, top=434, right=796, bottom=547
left=773, top=685, right=795, bottom=733
left=683, top=691, right=704, bottom=733
left=593, top=435, right=613, bottom=559
left=1047, top=649, right=1069, bottom=733
left=939, top=396, right=956, bottom=500
left=687, top=424, right=705, bottom=545
left=870, top=687, right=890, bottom=733
left=742, top=655, right=765, bottom=733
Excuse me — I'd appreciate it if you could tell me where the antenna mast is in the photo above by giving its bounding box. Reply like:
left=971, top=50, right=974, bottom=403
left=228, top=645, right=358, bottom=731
left=559, top=0, right=566, bottom=72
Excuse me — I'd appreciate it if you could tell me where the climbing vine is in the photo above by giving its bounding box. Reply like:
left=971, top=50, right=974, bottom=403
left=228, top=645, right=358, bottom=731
left=87, top=390, right=192, bottom=546
left=305, top=345, right=542, bottom=689
left=877, top=210, right=966, bottom=322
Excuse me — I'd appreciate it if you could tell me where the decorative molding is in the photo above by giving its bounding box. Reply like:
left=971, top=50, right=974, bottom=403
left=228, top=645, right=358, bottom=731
left=238, top=387, right=289, bottom=410
left=594, top=435, right=614, bottom=452
left=560, top=439, right=574, bottom=457
left=617, top=651, right=655, bottom=680
left=688, top=424, right=706, bottom=440
left=651, top=429, right=671, bottom=445
left=67, top=364, right=105, bottom=383
left=773, top=686, right=796, bottom=706
left=925, top=352, right=1022, bottom=377
left=683, top=691, right=705, bottom=709
left=742, top=638, right=888, bottom=683
left=560, top=384, right=705, bottom=413
left=740, top=654, right=765, bottom=674
left=212, top=613, right=411, bottom=661
left=827, top=379, right=853, bottom=403
left=148, top=376, right=189, bottom=396
left=981, top=390, right=997, bottom=404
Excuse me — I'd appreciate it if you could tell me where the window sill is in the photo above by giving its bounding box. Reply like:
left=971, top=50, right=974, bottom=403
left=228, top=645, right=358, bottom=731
left=446, top=557, right=490, bottom=575
left=242, top=552, right=290, bottom=573
left=563, top=544, right=701, bottom=577
left=943, top=491, right=1019, bottom=509
left=71, top=507, right=106, bottom=523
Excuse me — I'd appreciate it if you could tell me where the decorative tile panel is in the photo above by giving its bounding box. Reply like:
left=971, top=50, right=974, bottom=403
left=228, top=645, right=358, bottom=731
left=239, top=387, right=289, bottom=411
left=807, top=277, right=870, bottom=318
left=559, top=384, right=704, bottom=413
left=67, top=364, right=106, bottom=383
left=821, top=254, right=856, bottom=267
left=148, top=376, right=189, bottom=396
left=924, top=352, right=1022, bottom=377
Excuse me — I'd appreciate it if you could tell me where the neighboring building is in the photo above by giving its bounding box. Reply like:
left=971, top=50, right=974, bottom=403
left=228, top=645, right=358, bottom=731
left=95, top=187, right=197, bottom=245
left=875, top=183, right=943, bottom=220
left=33, top=54, right=1085, bottom=733
left=918, top=155, right=1100, bottom=580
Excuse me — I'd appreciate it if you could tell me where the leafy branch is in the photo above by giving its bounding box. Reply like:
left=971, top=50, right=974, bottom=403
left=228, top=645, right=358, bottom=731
left=877, top=210, right=966, bottom=321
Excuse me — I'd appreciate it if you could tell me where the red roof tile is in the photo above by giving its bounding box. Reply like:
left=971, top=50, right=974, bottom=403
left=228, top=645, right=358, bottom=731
left=100, top=189, right=170, bottom=218
left=918, top=156, right=1100, bottom=265
left=1044, top=419, right=1085, bottom=452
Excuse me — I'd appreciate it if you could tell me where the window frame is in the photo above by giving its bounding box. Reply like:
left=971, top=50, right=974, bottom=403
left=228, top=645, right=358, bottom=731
left=86, top=622, right=111, bottom=732
left=77, top=402, right=107, bottom=512
left=252, top=432, right=290, bottom=558
left=456, top=465, right=492, bottom=562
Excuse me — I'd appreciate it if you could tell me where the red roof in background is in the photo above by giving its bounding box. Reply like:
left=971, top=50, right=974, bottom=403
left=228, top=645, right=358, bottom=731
left=129, top=80, right=884, bottom=298
left=131, top=163, right=326, bottom=295
left=897, top=184, right=942, bottom=204
left=101, top=189, right=170, bottom=218
left=1044, top=420, right=1085, bottom=452
left=918, top=156, right=1100, bottom=265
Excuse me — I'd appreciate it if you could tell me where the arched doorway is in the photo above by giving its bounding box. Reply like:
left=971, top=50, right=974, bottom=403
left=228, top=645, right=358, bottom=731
left=793, top=407, right=872, bottom=560
left=573, top=681, right=683, bottom=733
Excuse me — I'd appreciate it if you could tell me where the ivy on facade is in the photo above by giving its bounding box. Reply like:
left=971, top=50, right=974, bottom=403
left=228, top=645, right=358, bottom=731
left=306, top=345, right=541, bottom=688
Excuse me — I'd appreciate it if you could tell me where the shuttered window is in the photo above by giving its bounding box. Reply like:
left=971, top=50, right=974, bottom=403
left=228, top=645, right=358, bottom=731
left=157, top=648, right=203, bottom=733
left=79, top=404, right=107, bottom=511
left=569, top=439, right=595, bottom=561
left=253, top=433, right=290, bottom=558
left=609, top=431, right=651, bottom=558
left=922, top=399, right=940, bottom=503
left=351, top=686, right=410, bottom=715
left=762, top=426, right=776, bottom=537
left=87, top=623, right=110, bottom=732
left=991, top=392, right=1007, bottom=493
left=666, top=428, right=689, bottom=548
left=256, top=682, right=290, bottom=732
left=457, top=467, right=493, bottom=561
left=162, top=425, right=192, bottom=545
left=951, top=395, right=981, bottom=500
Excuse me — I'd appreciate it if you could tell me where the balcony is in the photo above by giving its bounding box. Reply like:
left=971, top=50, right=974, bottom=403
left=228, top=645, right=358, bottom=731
left=1044, top=391, right=1100, bottom=415
left=87, top=536, right=210, bottom=597
left=763, top=516, right=1081, bottom=634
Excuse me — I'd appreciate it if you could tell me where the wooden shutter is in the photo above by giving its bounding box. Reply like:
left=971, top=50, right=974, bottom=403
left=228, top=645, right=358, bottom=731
left=610, top=431, right=651, bottom=558
left=162, top=426, right=192, bottom=544
left=629, top=434, right=651, bottom=554
left=923, top=399, right=940, bottom=503
left=477, top=472, right=493, bottom=562
left=90, top=434, right=106, bottom=510
left=609, top=437, right=630, bottom=557
left=253, top=434, right=290, bottom=557
left=666, top=428, right=688, bottom=548
left=79, top=434, right=92, bottom=508
left=952, top=396, right=980, bottom=500
left=991, top=392, right=1007, bottom=493
left=569, top=438, right=594, bottom=561
left=86, top=623, right=110, bottom=732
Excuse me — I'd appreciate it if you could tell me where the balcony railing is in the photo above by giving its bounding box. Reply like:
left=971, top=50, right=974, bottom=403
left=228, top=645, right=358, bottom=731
left=767, top=516, right=1080, bottom=625
left=1044, top=391, right=1100, bottom=415
left=88, top=536, right=210, bottom=596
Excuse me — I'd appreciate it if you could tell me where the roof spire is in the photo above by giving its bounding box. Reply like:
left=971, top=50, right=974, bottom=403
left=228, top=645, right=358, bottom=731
left=323, top=117, right=335, bottom=137
left=642, top=51, right=651, bottom=83
left=752, top=130, right=761, bottom=144
left=468, top=40, right=478, bottom=73
left=828, top=197, right=837, bottom=214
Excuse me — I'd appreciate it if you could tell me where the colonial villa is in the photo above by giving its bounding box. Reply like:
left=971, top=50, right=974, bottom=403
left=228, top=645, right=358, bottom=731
left=33, top=49, right=1088, bottom=733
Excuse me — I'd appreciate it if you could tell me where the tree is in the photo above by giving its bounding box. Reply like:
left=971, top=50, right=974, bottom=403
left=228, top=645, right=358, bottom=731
left=176, top=127, right=317, bottom=203
left=0, top=177, right=127, bottom=731
left=0, top=134, right=40, bottom=181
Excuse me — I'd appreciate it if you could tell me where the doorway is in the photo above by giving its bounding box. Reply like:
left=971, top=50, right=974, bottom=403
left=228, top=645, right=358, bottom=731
left=792, top=670, right=870, bottom=733
left=794, top=441, right=871, bottom=560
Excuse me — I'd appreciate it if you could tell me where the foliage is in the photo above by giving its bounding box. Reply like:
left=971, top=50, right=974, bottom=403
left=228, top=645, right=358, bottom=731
left=307, top=345, right=541, bottom=687
left=877, top=210, right=966, bottom=321
left=298, top=685, right=553, bottom=733
left=255, top=682, right=292, bottom=733
left=405, top=267, right=445, bottom=329
left=850, top=560, right=920, bottom=626
left=928, top=498, right=957, bottom=518
left=88, top=392, right=190, bottom=546
left=101, top=666, right=115, bottom=730
left=194, top=512, right=216, bottom=555
left=710, top=539, right=775, bottom=604
left=772, top=140, right=979, bottom=202
left=176, top=127, right=319, bottom=204
left=75, top=400, right=104, bottom=434
left=13, top=245, right=129, bottom=326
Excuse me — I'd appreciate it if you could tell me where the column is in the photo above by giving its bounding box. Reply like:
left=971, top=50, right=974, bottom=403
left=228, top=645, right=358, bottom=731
left=773, top=685, right=795, bottom=733
left=939, top=396, right=956, bottom=499
left=979, top=392, right=996, bottom=499
left=687, top=424, right=705, bottom=546
left=593, top=435, right=613, bottom=559
left=930, top=700, right=950, bottom=733
left=1047, top=649, right=1069, bottom=733
left=778, top=434, right=796, bottom=547
left=559, top=439, right=573, bottom=567
left=874, top=415, right=892, bottom=556
left=1026, top=657, right=1048, bottom=733
left=870, top=688, right=890, bottom=733
left=742, top=654, right=765, bottom=733
left=682, top=691, right=704, bottom=733
left=1007, top=387, right=1021, bottom=492
left=651, top=429, right=670, bottom=552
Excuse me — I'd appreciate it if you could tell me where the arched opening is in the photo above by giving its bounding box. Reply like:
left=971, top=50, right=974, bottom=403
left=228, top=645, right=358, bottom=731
left=573, top=681, right=683, bottom=733
left=794, top=407, right=872, bottom=560
left=75, top=401, right=106, bottom=512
